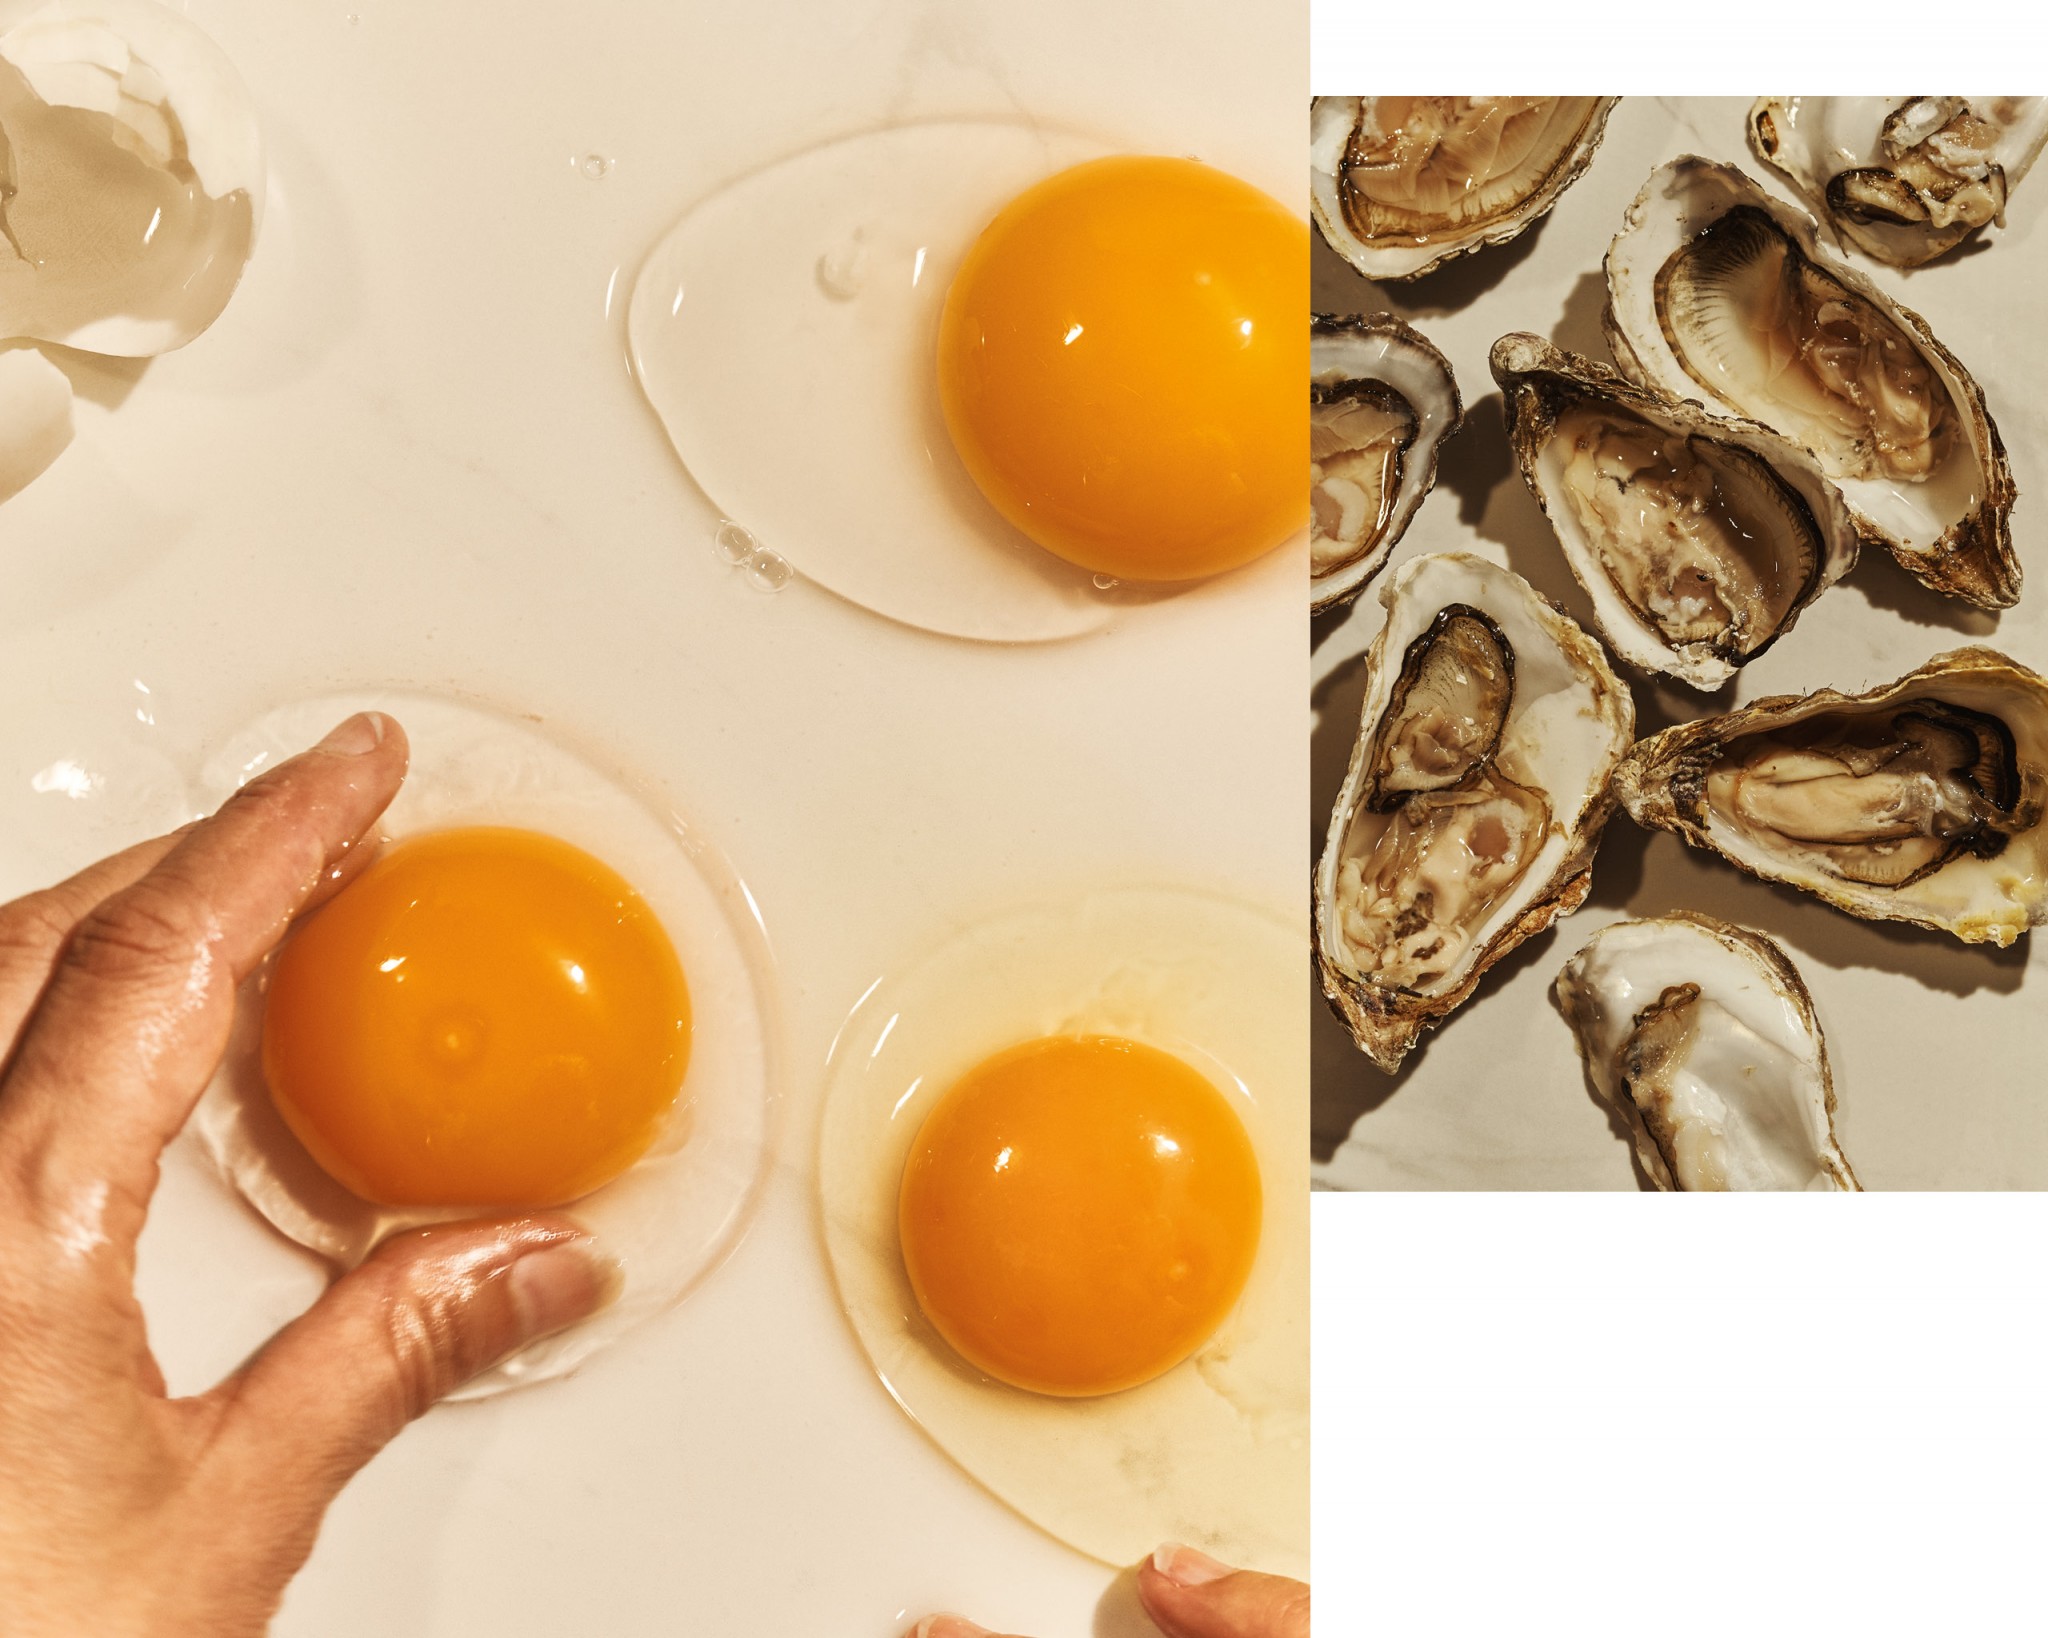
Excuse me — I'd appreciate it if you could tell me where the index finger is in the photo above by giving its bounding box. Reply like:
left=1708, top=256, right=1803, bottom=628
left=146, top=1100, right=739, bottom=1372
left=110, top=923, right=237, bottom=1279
left=0, top=712, right=409, bottom=1257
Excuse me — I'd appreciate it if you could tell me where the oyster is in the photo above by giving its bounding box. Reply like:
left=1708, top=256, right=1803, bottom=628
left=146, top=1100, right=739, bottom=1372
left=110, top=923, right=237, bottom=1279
left=1555, top=913, right=1858, bottom=1192
left=1316, top=552, right=1634, bottom=1071
left=1617, top=647, right=2048, bottom=946
left=1492, top=332, right=1859, bottom=690
left=1311, top=96, right=1616, bottom=282
left=1750, top=97, right=2048, bottom=268
left=1604, top=156, right=2016, bottom=609
left=1312, top=314, right=1462, bottom=612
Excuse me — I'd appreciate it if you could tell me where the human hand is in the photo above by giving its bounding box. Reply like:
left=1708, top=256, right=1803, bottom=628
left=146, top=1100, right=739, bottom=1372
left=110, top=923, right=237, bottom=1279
left=0, top=713, right=617, bottom=1638
left=908, top=1544, right=1310, bottom=1638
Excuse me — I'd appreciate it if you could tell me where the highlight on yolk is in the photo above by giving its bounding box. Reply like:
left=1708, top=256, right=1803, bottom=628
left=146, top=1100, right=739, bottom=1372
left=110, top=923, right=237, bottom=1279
left=897, top=1033, right=1262, bottom=1398
left=261, top=826, right=692, bottom=1209
left=936, top=155, right=1307, bottom=584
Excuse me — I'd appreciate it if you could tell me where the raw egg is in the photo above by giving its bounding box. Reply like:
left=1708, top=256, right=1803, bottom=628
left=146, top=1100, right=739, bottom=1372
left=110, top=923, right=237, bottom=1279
left=194, top=692, right=775, bottom=1397
left=899, top=1034, right=1262, bottom=1398
left=629, top=121, right=1304, bottom=642
left=818, top=888, right=1305, bottom=1575
left=261, top=826, right=692, bottom=1210
left=936, top=156, right=1306, bottom=582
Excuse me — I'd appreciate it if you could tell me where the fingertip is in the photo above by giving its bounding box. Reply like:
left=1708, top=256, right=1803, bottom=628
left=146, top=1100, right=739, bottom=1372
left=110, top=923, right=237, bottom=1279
left=1148, top=1542, right=1233, bottom=1587
left=505, top=1237, right=622, bottom=1345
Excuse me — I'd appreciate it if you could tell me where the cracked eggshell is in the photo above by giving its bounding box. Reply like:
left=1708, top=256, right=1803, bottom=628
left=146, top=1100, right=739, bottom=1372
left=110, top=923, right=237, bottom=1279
left=1603, top=155, right=2017, bottom=609
left=0, top=0, right=263, bottom=355
left=0, top=344, right=71, bottom=500
left=1491, top=331, right=1859, bottom=691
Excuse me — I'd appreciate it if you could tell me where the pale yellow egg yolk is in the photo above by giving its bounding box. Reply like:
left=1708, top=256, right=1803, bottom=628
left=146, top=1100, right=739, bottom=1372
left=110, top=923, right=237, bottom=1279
left=261, top=826, right=692, bottom=1208
left=897, top=1033, right=1263, bottom=1398
left=936, top=155, right=1307, bottom=583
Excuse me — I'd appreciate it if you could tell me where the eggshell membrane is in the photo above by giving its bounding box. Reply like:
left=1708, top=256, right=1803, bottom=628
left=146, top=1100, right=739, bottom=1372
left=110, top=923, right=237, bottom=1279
left=817, top=888, right=1306, bottom=1575
left=631, top=120, right=1211, bottom=644
left=191, top=692, right=777, bottom=1398
left=0, top=0, right=263, bottom=355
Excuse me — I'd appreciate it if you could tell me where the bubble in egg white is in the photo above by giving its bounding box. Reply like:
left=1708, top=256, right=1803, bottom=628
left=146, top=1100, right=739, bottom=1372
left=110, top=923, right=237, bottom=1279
left=817, top=887, right=1306, bottom=1575
left=192, top=692, right=778, bottom=1398
left=0, top=0, right=264, bottom=357
left=630, top=119, right=1191, bottom=645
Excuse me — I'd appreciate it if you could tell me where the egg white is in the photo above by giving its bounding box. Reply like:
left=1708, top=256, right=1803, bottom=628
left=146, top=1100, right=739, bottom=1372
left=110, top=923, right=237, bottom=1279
left=628, top=119, right=1224, bottom=645
left=816, top=886, right=1306, bottom=1575
left=191, top=691, right=779, bottom=1398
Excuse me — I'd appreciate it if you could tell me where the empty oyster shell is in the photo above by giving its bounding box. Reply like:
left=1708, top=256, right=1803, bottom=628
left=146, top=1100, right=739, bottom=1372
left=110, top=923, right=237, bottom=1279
left=1312, top=313, right=1462, bottom=612
left=1492, top=332, right=1859, bottom=691
left=1311, top=96, right=1616, bottom=282
left=0, top=0, right=264, bottom=357
left=1316, top=552, right=1635, bottom=1071
left=1604, top=156, right=2016, bottom=609
left=1750, top=97, right=2048, bottom=268
left=1617, top=647, right=2048, bottom=946
left=1555, top=913, right=1858, bottom=1192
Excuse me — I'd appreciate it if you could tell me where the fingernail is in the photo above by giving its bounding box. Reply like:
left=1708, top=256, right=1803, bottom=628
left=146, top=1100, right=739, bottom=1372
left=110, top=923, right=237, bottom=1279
left=317, top=711, right=388, bottom=756
left=506, top=1240, right=621, bottom=1342
left=913, top=1618, right=990, bottom=1638
left=1151, top=1542, right=1233, bottom=1587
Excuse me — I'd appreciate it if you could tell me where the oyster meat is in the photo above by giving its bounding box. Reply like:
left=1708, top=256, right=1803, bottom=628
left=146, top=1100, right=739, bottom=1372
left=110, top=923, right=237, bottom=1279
left=1492, top=332, right=1858, bottom=690
left=1604, top=156, right=2016, bottom=609
left=1750, top=96, right=2048, bottom=268
left=1311, top=96, right=1616, bottom=282
left=1316, top=552, right=1634, bottom=1071
left=1617, top=647, right=2048, bottom=946
left=1312, top=314, right=1462, bottom=612
left=1555, top=913, right=1858, bottom=1192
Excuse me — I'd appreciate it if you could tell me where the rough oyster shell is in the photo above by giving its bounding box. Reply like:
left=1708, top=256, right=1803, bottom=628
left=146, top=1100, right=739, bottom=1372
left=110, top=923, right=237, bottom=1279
left=1492, top=332, right=1859, bottom=691
left=1554, top=912, right=1858, bottom=1192
left=1315, top=551, right=1635, bottom=1071
left=1311, top=96, right=1616, bottom=282
left=1604, top=156, right=2017, bottom=609
left=1616, top=646, right=2048, bottom=946
left=1312, top=313, right=1462, bottom=612
left=1750, top=96, right=2048, bottom=269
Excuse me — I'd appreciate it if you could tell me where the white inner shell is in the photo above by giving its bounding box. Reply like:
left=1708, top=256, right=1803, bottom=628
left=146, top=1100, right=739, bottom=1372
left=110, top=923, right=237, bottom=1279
left=1327, top=553, right=1625, bottom=996
left=190, top=692, right=777, bottom=1399
left=1558, top=918, right=1846, bottom=1192
left=816, top=888, right=1305, bottom=1577
left=629, top=119, right=1177, bottom=645
left=1605, top=159, right=1987, bottom=558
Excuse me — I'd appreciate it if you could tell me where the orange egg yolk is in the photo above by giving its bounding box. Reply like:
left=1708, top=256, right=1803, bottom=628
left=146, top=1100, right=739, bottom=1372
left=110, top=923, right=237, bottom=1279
left=897, top=1033, right=1262, bottom=1398
left=936, top=155, right=1307, bottom=584
left=261, top=826, right=691, bottom=1209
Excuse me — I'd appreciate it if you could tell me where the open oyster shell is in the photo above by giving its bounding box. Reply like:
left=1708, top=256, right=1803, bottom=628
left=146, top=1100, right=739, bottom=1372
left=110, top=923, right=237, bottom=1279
left=1750, top=97, right=2048, bottom=269
left=1604, top=156, right=2017, bottom=609
left=1312, top=313, right=1462, bottom=612
left=1315, top=552, right=1635, bottom=1072
left=1492, top=332, right=1859, bottom=691
left=1311, top=96, right=1616, bottom=282
left=1555, top=913, right=1858, bottom=1192
left=1617, top=647, right=2048, bottom=947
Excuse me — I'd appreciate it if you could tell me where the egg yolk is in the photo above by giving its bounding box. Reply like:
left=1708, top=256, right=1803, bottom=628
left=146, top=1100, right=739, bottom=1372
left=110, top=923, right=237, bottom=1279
left=261, top=826, right=691, bottom=1208
left=897, top=1033, right=1262, bottom=1398
left=936, top=156, right=1307, bottom=584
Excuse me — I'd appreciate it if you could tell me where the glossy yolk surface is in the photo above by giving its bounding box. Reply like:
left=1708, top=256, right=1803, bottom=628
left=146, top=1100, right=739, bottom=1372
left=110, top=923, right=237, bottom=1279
left=897, top=1033, right=1262, bottom=1398
left=261, top=826, right=691, bottom=1208
left=936, top=155, right=1307, bottom=583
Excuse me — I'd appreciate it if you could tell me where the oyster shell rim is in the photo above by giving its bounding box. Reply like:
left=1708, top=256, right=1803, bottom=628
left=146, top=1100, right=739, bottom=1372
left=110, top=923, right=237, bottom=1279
left=1552, top=910, right=1860, bottom=1193
left=1310, top=311, right=1464, bottom=614
left=1600, top=153, right=2019, bottom=611
left=1310, top=95, right=1619, bottom=284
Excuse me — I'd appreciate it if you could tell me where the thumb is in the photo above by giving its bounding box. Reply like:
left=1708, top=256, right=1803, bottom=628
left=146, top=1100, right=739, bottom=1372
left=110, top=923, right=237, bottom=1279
left=207, top=1218, right=617, bottom=1503
left=1138, top=1546, right=1310, bottom=1638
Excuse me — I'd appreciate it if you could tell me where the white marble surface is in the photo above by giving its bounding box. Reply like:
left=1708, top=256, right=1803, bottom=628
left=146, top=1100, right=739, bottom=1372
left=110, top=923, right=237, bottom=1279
left=0, top=1, right=1303, bottom=1630
left=1313, top=97, right=2048, bottom=1192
